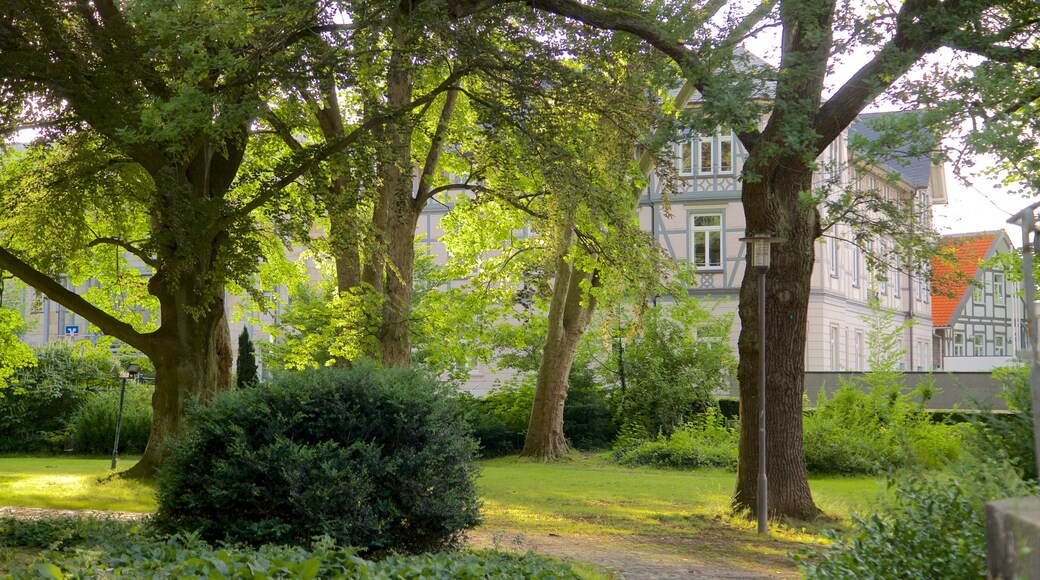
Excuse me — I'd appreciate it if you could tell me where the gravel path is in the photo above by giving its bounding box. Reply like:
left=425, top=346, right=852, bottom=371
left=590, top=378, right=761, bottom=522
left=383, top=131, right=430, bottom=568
left=0, top=507, right=796, bottom=579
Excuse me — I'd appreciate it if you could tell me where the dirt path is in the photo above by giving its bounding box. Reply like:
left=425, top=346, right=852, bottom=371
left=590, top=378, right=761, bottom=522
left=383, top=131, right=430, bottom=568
left=466, top=527, right=797, bottom=579
left=0, top=507, right=797, bottom=579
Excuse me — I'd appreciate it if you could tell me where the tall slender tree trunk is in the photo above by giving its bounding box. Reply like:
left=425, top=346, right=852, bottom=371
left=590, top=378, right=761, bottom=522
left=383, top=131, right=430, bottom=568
left=732, top=165, right=821, bottom=519
left=521, top=215, right=599, bottom=460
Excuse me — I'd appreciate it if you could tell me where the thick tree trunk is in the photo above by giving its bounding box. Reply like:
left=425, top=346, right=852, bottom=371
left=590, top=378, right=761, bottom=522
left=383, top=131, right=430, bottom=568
left=521, top=252, right=598, bottom=460
left=123, top=298, right=231, bottom=478
left=732, top=167, right=821, bottom=520
left=382, top=205, right=420, bottom=367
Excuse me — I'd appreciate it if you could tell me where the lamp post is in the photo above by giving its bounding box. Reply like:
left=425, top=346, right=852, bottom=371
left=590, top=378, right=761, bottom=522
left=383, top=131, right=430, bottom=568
left=111, top=363, right=142, bottom=470
left=1007, top=203, right=1040, bottom=484
left=740, top=232, right=783, bottom=534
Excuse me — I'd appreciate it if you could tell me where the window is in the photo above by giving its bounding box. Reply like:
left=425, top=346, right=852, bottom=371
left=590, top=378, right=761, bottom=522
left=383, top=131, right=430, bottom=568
left=830, top=325, right=840, bottom=370
left=973, top=334, right=984, bottom=356
left=851, top=245, right=861, bottom=287
left=892, top=266, right=900, bottom=298
left=829, top=238, right=839, bottom=277
left=994, top=272, right=1006, bottom=306
left=855, top=331, right=864, bottom=371
left=995, top=335, right=1006, bottom=356
left=690, top=214, right=723, bottom=269
left=698, top=139, right=714, bottom=175
left=719, top=133, right=734, bottom=174
left=678, top=141, right=694, bottom=175
left=916, top=190, right=930, bottom=226
left=973, top=285, right=984, bottom=304
left=953, top=332, right=965, bottom=356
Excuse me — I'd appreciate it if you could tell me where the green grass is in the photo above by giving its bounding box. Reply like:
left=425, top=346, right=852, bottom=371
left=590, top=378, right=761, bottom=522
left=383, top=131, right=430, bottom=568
left=0, top=453, right=882, bottom=575
left=477, top=453, right=883, bottom=572
left=0, top=456, right=155, bottom=512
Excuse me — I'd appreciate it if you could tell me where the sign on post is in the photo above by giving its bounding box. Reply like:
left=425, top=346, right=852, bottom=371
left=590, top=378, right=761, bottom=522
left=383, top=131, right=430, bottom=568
left=64, top=325, right=79, bottom=338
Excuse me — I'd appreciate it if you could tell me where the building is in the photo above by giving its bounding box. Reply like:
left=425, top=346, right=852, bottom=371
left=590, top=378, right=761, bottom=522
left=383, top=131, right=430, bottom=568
left=931, top=230, right=1022, bottom=371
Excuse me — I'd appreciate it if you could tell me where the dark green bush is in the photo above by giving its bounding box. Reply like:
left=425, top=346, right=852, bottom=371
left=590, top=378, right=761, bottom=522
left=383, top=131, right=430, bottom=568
left=0, top=342, right=121, bottom=452
left=796, top=460, right=1035, bottom=578
left=613, top=407, right=738, bottom=470
left=68, top=385, right=152, bottom=454
left=153, top=364, right=481, bottom=552
left=562, top=362, right=619, bottom=450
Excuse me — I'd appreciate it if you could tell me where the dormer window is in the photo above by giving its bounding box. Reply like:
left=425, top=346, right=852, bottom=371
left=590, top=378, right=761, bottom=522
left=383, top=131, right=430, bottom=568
left=677, top=130, right=737, bottom=176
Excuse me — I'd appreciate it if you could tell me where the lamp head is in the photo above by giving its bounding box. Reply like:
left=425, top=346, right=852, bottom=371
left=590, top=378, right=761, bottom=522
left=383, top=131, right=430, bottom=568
left=740, top=232, right=784, bottom=272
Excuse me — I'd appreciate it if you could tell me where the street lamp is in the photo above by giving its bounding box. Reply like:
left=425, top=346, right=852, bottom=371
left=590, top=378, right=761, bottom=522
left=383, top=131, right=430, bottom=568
left=740, top=232, right=783, bottom=534
left=111, top=363, right=142, bottom=470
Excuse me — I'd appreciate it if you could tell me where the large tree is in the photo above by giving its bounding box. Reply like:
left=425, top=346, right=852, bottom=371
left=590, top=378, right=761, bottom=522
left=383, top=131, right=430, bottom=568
left=446, top=0, right=1015, bottom=517
left=0, top=0, right=440, bottom=476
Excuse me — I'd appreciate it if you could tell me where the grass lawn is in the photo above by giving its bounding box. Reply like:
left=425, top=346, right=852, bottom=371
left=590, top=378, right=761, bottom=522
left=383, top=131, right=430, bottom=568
left=0, top=453, right=882, bottom=575
left=0, top=456, right=155, bottom=512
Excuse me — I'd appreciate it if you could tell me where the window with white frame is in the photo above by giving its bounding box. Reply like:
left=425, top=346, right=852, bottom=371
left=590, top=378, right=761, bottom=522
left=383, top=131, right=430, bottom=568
left=719, top=132, right=734, bottom=174
left=994, top=272, right=1006, bottom=306
left=973, top=334, right=984, bottom=356
left=829, top=237, right=839, bottom=277
left=892, top=265, right=900, bottom=298
left=973, top=284, right=984, bottom=304
left=678, top=141, right=694, bottom=175
left=852, top=245, right=861, bottom=287
left=953, top=332, right=965, bottom=356
left=690, top=213, right=723, bottom=270
left=698, top=139, right=714, bottom=175
left=916, top=190, right=930, bottom=226
left=995, top=335, right=1006, bottom=356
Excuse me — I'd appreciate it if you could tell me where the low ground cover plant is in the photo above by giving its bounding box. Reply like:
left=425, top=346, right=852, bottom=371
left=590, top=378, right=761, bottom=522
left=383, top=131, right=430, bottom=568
left=153, top=363, right=481, bottom=553
left=1, top=517, right=580, bottom=579
left=612, top=407, right=738, bottom=470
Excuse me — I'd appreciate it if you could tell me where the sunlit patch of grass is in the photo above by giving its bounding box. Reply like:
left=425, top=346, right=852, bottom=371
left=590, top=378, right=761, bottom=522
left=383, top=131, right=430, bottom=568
left=477, top=453, right=883, bottom=570
left=0, top=456, right=155, bottom=512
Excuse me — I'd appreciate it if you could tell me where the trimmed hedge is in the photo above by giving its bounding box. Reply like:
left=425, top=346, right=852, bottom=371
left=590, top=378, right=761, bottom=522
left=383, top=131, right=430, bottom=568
left=153, top=364, right=481, bottom=553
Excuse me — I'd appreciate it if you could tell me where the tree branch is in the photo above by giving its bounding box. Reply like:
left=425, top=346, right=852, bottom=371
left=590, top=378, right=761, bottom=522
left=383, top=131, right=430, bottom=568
left=415, top=84, right=461, bottom=209
left=0, top=244, right=154, bottom=351
left=85, top=237, right=159, bottom=268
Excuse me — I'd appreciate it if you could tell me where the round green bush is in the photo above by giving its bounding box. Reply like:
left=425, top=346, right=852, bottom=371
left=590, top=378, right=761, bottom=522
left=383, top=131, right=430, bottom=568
left=153, top=364, right=481, bottom=553
left=69, top=386, right=152, bottom=454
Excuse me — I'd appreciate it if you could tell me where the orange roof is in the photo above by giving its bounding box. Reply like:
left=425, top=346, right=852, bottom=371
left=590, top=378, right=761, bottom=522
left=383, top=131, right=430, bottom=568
left=930, top=232, right=999, bottom=327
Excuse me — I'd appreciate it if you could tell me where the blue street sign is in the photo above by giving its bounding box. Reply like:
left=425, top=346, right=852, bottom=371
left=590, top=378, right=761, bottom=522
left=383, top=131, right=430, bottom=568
left=65, top=325, right=79, bottom=337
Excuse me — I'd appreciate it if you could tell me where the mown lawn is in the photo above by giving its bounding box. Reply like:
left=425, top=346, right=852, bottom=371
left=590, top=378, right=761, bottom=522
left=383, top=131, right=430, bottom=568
left=0, top=456, right=155, bottom=512
left=0, top=454, right=882, bottom=575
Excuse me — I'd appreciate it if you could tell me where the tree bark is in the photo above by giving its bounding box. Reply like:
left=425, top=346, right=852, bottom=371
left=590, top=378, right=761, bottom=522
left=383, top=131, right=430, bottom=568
left=732, top=165, right=821, bottom=519
left=521, top=215, right=599, bottom=459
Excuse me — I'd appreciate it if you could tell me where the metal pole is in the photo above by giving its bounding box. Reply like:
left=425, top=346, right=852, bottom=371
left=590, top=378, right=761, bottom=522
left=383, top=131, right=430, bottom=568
left=758, top=266, right=768, bottom=534
left=1011, top=206, right=1040, bottom=486
left=111, top=376, right=127, bottom=470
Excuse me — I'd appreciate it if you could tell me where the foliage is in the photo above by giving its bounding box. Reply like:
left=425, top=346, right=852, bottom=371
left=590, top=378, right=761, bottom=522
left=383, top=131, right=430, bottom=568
left=153, top=364, right=481, bottom=552
left=0, top=516, right=143, bottom=551
left=17, top=530, right=580, bottom=579
left=964, top=364, right=1036, bottom=482
left=803, top=301, right=961, bottom=475
left=68, top=384, right=153, bottom=455
left=0, top=341, right=121, bottom=452
left=796, top=460, right=1036, bottom=579
left=0, top=307, right=35, bottom=393
left=598, top=298, right=734, bottom=438
left=612, top=407, right=738, bottom=470
left=236, top=327, right=260, bottom=388
left=463, top=358, right=618, bottom=457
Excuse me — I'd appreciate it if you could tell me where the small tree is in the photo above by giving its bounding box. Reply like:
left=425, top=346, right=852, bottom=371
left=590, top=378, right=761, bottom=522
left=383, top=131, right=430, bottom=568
left=236, top=328, right=259, bottom=389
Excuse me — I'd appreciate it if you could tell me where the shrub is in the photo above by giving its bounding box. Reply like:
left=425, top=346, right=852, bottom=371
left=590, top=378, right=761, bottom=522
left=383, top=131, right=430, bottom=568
left=963, top=364, right=1036, bottom=482
left=153, top=364, right=481, bottom=552
left=613, top=407, right=738, bottom=470
left=0, top=342, right=122, bottom=452
left=68, top=384, right=152, bottom=454
left=606, top=298, right=735, bottom=438
left=561, top=361, right=618, bottom=450
left=796, top=460, right=1035, bottom=578
left=0, top=516, right=143, bottom=550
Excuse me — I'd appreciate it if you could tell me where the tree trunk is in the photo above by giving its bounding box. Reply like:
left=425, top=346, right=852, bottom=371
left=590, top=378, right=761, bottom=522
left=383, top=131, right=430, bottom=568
left=521, top=248, right=598, bottom=460
left=123, top=296, right=231, bottom=478
left=732, top=166, right=821, bottom=520
left=382, top=205, right=420, bottom=367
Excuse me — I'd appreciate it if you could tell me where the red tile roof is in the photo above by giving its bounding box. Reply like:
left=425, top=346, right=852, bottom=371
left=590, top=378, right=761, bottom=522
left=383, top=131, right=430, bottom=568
left=931, top=232, right=999, bottom=327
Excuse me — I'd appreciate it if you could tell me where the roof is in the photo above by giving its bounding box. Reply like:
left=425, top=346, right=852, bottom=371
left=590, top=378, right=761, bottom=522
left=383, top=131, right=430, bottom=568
left=930, top=231, right=1001, bottom=327
left=848, top=112, right=935, bottom=189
